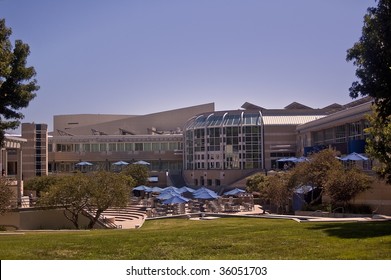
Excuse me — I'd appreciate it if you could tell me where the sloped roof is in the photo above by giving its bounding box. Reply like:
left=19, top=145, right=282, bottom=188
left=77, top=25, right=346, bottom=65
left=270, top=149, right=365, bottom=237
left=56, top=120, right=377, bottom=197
left=241, top=102, right=264, bottom=110
left=284, top=102, right=313, bottom=110
left=262, top=115, right=325, bottom=125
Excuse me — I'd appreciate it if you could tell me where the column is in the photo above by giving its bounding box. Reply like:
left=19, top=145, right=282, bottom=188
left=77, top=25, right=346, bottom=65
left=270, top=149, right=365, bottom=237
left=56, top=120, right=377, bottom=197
left=17, top=148, right=23, bottom=205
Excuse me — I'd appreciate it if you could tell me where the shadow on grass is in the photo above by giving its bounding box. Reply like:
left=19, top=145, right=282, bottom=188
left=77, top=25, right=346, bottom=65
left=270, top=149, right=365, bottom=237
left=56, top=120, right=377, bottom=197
left=307, top=221, right=391, bottom=239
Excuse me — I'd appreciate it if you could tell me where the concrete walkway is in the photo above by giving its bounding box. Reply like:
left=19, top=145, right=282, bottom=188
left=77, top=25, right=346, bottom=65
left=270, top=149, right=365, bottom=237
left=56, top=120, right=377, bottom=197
left=114, top=204, right=391, bottom=229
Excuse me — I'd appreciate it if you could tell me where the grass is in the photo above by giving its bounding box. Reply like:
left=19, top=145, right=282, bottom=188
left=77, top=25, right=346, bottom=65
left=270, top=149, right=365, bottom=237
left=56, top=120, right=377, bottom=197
left=0, top=217, right=391, bottom=259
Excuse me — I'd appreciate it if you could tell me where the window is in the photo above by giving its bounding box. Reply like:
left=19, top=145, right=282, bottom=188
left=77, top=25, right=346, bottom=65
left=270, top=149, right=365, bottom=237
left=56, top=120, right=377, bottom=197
left=135, top=143, right=143, bottom=151
left=152, top=143, right=160, bottom=151
left=144, top=143, right=152, bottom=151
left=125, top=143, right=133, bottom=151
left=91, top=144, right=99, bottom=152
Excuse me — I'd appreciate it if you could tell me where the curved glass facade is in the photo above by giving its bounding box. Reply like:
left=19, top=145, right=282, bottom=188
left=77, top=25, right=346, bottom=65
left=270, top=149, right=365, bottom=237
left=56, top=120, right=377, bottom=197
left=184, top=111, right=264, bottom=171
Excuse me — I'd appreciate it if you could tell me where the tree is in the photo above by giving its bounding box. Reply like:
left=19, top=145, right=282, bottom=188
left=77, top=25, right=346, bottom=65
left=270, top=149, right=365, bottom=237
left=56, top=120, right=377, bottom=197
left=121, top=164, right=149, bottom=187
left=289, top=149, right=342, bottom=205
left=365, top=108, right=391, bottom=183
left=0, top=177, right=13, bottom=214
left=289, top=149, right=373, bottom=211
left=324, top=167, right=373, bottom=207
left=24, top=175, right=61, bottom=197
left=246, top=172, right=293, bottom=213
left=346, top=0, right=391, bottom=120
left=84, top=171, right=132, bottom=229
left=346, top=0, right=391, bottom=184
left=38, top=173, right=90, bottom=229
left=0, top=19, right=39, bottom=145
left=38, top=171, right=133, bottom=229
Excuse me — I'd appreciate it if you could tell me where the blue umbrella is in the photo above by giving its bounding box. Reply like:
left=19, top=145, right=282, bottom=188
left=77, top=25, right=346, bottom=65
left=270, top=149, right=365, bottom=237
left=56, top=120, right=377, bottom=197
left=163, top=186, right=180, bottom=192
left=193, top=187, right=215, bottom=195
left=277, top=157, right=297, bottom=162
left=178, top=186, right=195, bottom=193
left=146, top=186, right=164, bottom=193
left=193, top=189, right=219, bottom=200
left=296, top=156, right=309, bottom=162
left=157, top=190, right=180, bottom=200
left=224, top=188, right=246, bottom=196
left=162, top=195, right=189, bottom=205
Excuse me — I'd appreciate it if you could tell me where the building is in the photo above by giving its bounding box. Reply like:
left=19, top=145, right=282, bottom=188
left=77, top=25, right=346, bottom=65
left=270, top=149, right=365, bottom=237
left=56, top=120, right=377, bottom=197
left=1, top=135, right=26, bottom=206
left=182, top=103, right=329, bottom=188
left=3, top=97, right=391, bottom=214
left=47, top=101, right=331, bottom=189
left=296, top=97, right=373, bottom=156
left=296, top=97, right=391, bottom=214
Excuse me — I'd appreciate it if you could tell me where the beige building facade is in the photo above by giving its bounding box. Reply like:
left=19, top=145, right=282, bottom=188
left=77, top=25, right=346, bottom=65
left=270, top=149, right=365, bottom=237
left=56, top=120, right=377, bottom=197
left=3, top=97, right=391, bottom=215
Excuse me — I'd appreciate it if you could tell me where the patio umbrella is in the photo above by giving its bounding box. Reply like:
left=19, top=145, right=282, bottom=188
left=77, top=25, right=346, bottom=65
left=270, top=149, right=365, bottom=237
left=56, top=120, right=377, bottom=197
left=76, top=161, right=93, bottom=166
left=193, top=186, right=214, bottom=195
left=162, top=195, right=189, bottom=205
left=295, top=156, right=309, bottom=162
left=162, top=186, right=180, bottom=192
left=277, top=157, right=298, bottom=162
left=178, top=186, right=195, bottom=193
left=224, top=188, right=246, bottom=196
left=193, top=189, right=219, bottom=200
left=112, top=160, right=129, bottom=166
left=340, top=152, right=369, bottom=161
left=146, top=186, right=164, bottom=193
left=133, top=185, right=151, bottom=191
left=133, top=160, right=150, bottom=165
left=157, top=190, right=180, bottom=200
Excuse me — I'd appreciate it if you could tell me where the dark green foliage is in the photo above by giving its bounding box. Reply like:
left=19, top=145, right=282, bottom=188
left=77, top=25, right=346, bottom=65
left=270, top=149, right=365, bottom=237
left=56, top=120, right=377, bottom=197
left=346, top=0, right=391, bottom=120
left=0, top=19, right=39, bottom=145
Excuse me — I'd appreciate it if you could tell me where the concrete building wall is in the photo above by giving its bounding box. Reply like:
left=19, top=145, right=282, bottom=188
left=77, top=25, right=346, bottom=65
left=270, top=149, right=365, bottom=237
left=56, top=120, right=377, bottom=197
left=54, top=103, right=215, bottom=136
left=263, top=124, right=297, bottom=170
left=0, top=208, right=103, bottom=230
left=354, top=177, right=391, bottom=215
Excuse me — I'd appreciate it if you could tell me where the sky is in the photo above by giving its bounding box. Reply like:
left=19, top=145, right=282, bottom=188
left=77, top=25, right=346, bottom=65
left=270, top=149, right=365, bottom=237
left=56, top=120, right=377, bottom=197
left=1, top=0, right=375, bottom=131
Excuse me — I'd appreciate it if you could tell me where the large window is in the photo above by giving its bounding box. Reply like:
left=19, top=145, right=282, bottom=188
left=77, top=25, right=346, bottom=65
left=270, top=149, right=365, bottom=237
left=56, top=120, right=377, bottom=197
left=184, top=111, right=264, bottom=171
left=56, top=144, right=73, bottom=152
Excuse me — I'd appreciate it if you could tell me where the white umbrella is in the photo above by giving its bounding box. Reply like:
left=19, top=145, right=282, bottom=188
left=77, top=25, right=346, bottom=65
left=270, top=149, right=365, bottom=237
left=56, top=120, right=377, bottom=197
left=76, top=161, right=93, bottom=166
left=340, top=152, right=368, bottom=161
left=112, top=160, right=129, bottom=166
left=133, top=160, right=150, bottom=165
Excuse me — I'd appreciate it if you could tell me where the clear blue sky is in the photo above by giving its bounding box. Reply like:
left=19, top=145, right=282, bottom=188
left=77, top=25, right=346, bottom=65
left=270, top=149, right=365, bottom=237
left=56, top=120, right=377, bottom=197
left=1, top=0, right=375, bottom=131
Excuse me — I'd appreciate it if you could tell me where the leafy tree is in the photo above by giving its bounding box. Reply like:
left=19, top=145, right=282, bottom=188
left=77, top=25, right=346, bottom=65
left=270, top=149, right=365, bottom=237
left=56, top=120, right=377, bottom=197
left=246, top=172, right=293, bottom=213
left=24, top=175, right=61, bottom=197
left=0, top=177, right=13, bottom=214
left=38, top=171, right=133, bottom=229
left=84, top=171, right=132, bottom=229
left=265, top=172, right=293, bottom=214
left=324, top=167, right=373, bottom=207
left=346, top=0, right=391, bottom=183
left=289, top=149, right=342, bottom=205
left=246, top=173, right=267, bottom=193
left=38, top=173, right=90, bottom=229
left=0, top=19, right=39, bottom=145
left=365, top=108, right=391, bottom=183
left=121, top=163, right=149, bottom=187
left=346, top=0, right=391, bottom=120
left=289, top=149, right=373, bottom=211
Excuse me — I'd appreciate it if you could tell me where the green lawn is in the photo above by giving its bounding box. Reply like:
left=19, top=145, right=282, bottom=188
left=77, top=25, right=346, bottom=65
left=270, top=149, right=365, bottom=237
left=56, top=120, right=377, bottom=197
left=1, top=217, right=390, bottom=259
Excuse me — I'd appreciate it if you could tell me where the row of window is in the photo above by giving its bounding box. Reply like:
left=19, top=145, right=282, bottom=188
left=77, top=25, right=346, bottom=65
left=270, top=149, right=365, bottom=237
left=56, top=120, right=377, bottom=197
left=52, top=142, right=182, bottom=153
left=312, top=121, right=369, bottom=146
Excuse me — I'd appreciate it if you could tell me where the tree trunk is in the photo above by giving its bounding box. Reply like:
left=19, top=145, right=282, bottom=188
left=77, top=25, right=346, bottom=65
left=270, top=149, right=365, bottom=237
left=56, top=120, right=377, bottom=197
left=88, top=209, right=104, bottom=229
